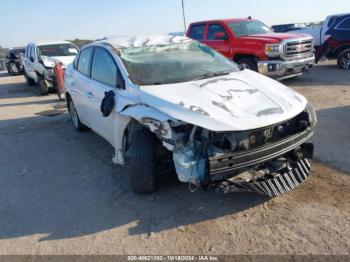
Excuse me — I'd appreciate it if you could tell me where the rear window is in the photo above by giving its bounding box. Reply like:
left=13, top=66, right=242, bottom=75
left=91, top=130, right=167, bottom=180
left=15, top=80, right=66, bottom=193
left=189, top=24, right=205, bottom=40
left=77, top=48, right=93, bottom=76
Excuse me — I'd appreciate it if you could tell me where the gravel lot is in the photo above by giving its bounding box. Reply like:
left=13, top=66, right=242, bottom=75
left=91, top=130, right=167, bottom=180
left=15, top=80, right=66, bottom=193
left=0, top=61, right=349, bottom=255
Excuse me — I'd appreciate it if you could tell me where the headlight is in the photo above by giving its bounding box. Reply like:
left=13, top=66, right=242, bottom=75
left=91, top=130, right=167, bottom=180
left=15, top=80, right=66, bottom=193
left=265, top=44, right=281, bottom=57
left=306, top=103, right=317, bottom=126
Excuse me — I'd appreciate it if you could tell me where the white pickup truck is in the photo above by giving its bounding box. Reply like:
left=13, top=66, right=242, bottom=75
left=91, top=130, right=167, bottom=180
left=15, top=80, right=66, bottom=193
left=288, top=14, right=350, bottom=69
left=22, top=41, right=79, bottom=95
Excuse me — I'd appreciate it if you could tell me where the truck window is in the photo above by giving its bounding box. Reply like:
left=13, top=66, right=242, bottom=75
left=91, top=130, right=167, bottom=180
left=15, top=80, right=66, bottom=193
left=208, top=24, right=228, bottom=40
left=228, top=20, right=272, bottom=37
left=77, top=48, right=93, bottom=76
left=337, top=18, right=350, bottom=30
left=189, top=24, right=205, bottom=40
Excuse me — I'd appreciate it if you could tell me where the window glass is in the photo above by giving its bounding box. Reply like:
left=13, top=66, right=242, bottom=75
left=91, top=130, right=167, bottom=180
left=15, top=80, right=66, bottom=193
left=120, top=41, right=239, bottom=85
left=208, top=24, right=228, bottom=40
left=30, top=46, right=35, bottom=60
left=77, top=48, right=93, bottom=76
left=37, top=44, right=78, bottom=57
left=91, top=48, right=117, bottom=87
left=229, top=20, right=272, bottom=37
left=337, top=18, right=350, bottom=29
left=189, top=24, right=205, bottom=40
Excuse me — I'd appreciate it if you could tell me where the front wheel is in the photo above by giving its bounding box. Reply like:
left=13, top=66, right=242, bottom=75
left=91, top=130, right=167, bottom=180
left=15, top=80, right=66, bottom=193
left=38, top=76, right=49, bottom=96
left=128, top=129, right=157, bottom=194
left=237, top=58, right=258, bottom=72
left=337, top=50, right=350, bottom=70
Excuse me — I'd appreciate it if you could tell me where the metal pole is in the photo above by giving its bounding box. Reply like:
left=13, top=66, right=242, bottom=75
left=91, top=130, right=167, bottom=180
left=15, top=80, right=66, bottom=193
left=182, top=0, right=187, bottom=32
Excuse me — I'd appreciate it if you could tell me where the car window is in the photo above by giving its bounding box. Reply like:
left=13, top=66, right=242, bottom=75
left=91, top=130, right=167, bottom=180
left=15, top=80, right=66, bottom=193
left=190, top=24, right=205, bottom=40
left=77, top=48, right=93, bottom=76
left=208, top=24, right=228, bottom=40
left=91, top=48, right=117, bottom=87
left=337, top=18, right=350, bottom=30
left=30, top=46, right=35, bottom=60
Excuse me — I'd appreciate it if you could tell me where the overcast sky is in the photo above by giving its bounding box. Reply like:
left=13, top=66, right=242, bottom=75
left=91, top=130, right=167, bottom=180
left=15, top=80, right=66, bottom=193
left=1, top=0, right=349, bottom=47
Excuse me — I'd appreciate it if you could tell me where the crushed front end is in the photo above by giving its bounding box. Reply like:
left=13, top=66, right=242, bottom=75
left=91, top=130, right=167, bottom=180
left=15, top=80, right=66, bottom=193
left=168, top=104, right=317, bottom=197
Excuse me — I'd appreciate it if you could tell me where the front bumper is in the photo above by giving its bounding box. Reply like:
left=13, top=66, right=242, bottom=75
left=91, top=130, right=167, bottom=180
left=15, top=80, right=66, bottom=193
left=209, top=127, right=314, bottom=177
left=258, top=55, right=315, bottom=80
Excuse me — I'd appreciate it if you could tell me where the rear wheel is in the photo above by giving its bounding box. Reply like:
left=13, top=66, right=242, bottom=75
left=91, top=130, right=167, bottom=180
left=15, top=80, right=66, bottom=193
left=24, top=70, right=35, bottom=86
left=67, top=96, right=89, bottom=132
left=9, top=63, right=18, bottom=76
left=237, top=58, right=258, bottom=72
left=337, top=49, right=350, bottom=70
left=38, top=76, right=49, bottom=96
left=128, top=129, right=157, bottom=194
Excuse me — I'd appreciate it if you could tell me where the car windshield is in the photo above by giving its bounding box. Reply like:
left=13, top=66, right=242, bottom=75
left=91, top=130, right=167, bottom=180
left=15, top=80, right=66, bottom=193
left=120, top=41, right=239, bottom=85
left=229, top=20, right=273, bottom=37
left=37, top=44, right=78, bottom=57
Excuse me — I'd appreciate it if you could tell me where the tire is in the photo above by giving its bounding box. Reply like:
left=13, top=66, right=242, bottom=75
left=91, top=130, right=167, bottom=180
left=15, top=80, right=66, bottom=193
left=237, top=58, right=258, bottom=72
left=67, top=96, right=89, bottom=132
left=24, top=70, right=35, bottom=86
left=128, top=129, right=157, bottom=194
left=9, top=63, right=18, bottom=76
left=337, top=49, right=350, bottom=70
left=38, top=76, right=49, bottom=96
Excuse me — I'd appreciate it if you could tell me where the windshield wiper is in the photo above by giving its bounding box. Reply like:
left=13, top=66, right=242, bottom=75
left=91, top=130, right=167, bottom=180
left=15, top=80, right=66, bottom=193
left=195, top=71, right=231, bottom=81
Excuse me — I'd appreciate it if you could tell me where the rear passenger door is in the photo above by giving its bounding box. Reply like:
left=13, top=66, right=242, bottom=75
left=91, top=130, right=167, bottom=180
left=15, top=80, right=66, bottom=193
left=70, top=47, right=94, bottom=125
left=203, top=23, right=231, bottom=57
left=85, top=47, right=125, bottom=144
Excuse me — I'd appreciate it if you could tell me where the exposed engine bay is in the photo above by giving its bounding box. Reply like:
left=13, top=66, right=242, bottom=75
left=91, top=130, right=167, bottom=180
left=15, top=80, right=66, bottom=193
left=143, top=104, right=317, bottom=196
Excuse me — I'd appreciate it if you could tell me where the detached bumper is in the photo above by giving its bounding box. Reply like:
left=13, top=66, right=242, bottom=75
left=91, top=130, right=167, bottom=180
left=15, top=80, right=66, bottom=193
left=258, top=55, right=315, bottom=80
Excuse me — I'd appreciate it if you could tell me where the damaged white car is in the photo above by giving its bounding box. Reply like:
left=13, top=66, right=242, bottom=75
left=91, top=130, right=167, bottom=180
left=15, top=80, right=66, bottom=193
left=64, top=36, right=317, bottom=196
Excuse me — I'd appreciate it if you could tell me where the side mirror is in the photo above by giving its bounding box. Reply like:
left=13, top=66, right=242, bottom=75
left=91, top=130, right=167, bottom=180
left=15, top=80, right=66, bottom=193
left=38, top=56, right=43, bottom=63
left=213, top=32, right=228, bottom=40
left=30, top=57, right=34, bottom=63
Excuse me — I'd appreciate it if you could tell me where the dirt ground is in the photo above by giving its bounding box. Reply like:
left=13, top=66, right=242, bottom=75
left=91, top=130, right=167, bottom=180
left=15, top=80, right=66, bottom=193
left=0, top=61, right=349, bottom=255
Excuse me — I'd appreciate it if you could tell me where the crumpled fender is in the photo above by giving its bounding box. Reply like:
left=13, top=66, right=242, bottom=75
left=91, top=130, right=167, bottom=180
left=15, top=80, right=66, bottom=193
left=119, top=104, right=176, bottom=123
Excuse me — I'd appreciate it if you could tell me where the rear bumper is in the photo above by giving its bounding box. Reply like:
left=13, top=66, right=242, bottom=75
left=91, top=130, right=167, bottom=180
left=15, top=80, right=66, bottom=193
left=209, top=127, right=314, bottom=177
left=258, top=55, right=315, bottom=80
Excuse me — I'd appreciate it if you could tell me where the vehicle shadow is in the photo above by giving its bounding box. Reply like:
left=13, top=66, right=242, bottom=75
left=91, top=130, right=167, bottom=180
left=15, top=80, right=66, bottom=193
left=0, top=114, right=268, bottom=241
left=0, top=77, right=53, bottom=99
left=311, top=105, right=350, bottom=174
left=282, top=62, right=350, bottom=87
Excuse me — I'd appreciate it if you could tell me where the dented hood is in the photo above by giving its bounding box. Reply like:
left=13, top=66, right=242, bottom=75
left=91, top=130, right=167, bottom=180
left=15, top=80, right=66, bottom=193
left=41, top=56, right=76, bottom=68
left=138, top=70, right=307, bottom=132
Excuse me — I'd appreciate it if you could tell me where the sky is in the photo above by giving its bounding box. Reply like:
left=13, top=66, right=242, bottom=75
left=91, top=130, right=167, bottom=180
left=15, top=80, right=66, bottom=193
left=0, top=0, right=349, bottom=47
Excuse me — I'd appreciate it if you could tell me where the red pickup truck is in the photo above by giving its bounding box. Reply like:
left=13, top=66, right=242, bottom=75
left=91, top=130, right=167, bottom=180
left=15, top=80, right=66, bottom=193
left=186, top=18, right=315, bottom=80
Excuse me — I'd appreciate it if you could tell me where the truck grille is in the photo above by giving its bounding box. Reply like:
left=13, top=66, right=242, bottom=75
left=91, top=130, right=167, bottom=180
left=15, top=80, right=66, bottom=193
left=283, top=37, right=314, bottom=60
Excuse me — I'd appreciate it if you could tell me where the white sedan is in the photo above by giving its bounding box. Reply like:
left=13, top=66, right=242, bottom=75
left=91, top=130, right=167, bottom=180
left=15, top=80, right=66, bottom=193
left=64, top=35, right=317, bottom=196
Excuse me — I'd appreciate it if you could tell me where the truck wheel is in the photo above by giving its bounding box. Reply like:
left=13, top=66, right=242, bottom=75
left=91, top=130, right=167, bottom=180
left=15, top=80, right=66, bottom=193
left=337, top=49, right=350, bottom=70
left=67, top=96, right=89, bottom=132
left=128, top=129, right=157, bottom=194
left=24, top=70, right=35, bottom=86
left=9, top=63, right=18, bottom=76
left=38, top=76, right=49, bottom=96
left=237, top=58, right=258, bottom=72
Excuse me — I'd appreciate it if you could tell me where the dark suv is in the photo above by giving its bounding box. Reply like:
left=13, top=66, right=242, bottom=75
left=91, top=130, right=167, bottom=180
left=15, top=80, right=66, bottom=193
left=6, top=47, right=25, bottom=76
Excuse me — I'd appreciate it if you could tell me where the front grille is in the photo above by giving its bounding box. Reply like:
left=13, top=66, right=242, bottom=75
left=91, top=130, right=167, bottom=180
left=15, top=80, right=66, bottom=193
left=283, top=38, right=314, bottom=60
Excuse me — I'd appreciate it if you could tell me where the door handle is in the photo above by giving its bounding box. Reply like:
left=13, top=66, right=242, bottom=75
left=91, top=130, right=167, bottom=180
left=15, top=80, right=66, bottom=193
left=85, top=91, right=95, bottom=99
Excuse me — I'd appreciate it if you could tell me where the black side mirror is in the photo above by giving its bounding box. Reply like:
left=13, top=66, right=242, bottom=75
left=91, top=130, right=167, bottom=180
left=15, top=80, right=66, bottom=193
left=30, top=57, right=34, bottom=63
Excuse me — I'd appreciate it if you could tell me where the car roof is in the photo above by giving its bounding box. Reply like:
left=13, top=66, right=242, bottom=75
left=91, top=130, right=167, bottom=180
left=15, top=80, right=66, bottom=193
left=28, top=40, right=73, bottom=47
left=190, top=18, right=255, bottom=25
left=91, top=35, right=193, bottom=50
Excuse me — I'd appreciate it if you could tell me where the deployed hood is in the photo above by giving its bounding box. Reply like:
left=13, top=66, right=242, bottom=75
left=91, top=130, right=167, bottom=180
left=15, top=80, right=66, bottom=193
left=41, top=56, right=76, bottom=68
left=138, top=70, right=307, bottom=132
